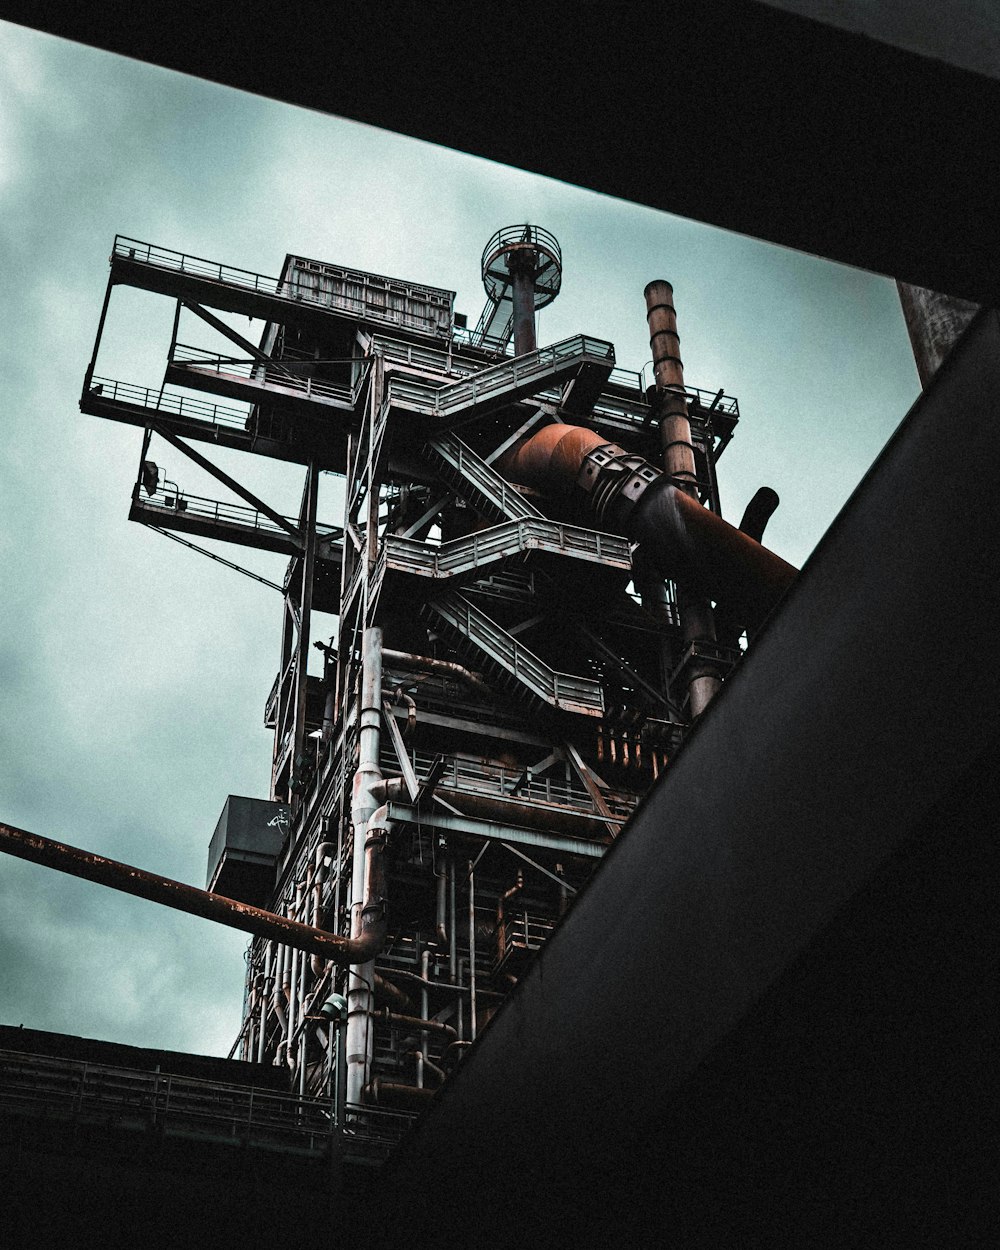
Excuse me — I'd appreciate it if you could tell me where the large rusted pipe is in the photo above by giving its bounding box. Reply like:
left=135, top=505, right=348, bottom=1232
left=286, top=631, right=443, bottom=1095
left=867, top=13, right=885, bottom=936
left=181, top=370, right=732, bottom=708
left=498, top=424, right=795, bottom=635
left=363, top=1078, right=437, bottom=1112
left=0, top=820, right=386, bottom=965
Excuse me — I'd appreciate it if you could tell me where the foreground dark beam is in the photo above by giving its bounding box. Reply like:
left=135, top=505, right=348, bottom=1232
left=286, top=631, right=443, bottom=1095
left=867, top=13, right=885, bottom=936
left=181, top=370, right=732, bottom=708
left=3, top=1, right=999, bottom=303
left=370, top=311, right=1000, bottom=1243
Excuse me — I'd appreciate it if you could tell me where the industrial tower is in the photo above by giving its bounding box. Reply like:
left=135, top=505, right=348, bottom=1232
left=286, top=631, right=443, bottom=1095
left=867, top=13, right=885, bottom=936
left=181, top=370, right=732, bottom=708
left=31, top=224, right=792, bottom=1153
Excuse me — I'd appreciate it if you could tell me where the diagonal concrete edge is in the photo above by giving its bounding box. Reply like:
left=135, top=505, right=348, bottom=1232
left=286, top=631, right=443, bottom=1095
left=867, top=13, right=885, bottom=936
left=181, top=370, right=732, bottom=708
left=370, top=308, right=1000, bottom=1240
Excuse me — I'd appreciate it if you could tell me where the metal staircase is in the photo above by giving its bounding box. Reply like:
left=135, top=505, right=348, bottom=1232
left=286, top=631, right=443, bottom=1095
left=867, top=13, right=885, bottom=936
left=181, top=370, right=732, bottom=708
left=422, top=433, right=545, bottom=523
left=424, top=591, right=605, bottom=717
left=383, top=519, right=631, bottom=583
left=387, top=334, right=615, bottom=422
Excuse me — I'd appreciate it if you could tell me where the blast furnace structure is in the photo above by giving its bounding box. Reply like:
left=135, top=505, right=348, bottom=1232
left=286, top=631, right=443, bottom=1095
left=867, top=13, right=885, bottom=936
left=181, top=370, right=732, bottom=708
left=75, top=225, right=794, bottom=1147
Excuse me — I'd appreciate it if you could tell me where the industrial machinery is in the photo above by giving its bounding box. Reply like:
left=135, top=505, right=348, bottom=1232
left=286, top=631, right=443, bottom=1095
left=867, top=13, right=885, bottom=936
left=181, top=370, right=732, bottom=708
left=4, top=224, right=794, bottom=1151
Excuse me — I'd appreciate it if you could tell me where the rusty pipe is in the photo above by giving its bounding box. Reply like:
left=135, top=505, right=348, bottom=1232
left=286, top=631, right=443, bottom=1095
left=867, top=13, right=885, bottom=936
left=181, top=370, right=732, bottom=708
left=0, top=820, right=387, bottom=966
left=381, top=1008, right=458, bottom=1042
left=498, top=424, right=795, bottom=635
left=646, top=279, right=721, bottom=713
left=374, top=973, right=416, bottom=1014
left=407, top=1050, right=447, bottom=1087
left=644, top=279, right=697, bottom=492
left=496, top=871, right=525, bottom=928
left=382, top=648, right=493, bottom=699
left=363, top=1078, right=436, bottom=1112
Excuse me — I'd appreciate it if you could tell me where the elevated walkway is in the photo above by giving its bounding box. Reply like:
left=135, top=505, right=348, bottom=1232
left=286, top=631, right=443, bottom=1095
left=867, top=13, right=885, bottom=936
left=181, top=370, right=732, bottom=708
left=109, top=236, right=451, bottom=341
left=387, top=334, right=615, bottom=423
left=165, top=345, right=366, bottom=419
left=380, top=518, right=631, bottom=584
left=80, top=376, right=348, bottom=470
left=424, top=591, right=605, bottom=718
left=130, top=486, right=343, bottom=560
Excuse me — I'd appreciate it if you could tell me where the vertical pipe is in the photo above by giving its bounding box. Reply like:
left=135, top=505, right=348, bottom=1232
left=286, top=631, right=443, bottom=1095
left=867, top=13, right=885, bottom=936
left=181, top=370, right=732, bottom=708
left=291, top=462, right=319, bottom=786
left=418, top=949, right=430, bottom=1090
left=644, top=280, right=720, bottom=717
left=448, top=859, right=457, bottom=984
left=509, top=248, right=538, bottom=356
left=286, top=941, right=299, bottom=1070
left=468, top=861, right=478, bottom=1042
left=346, top=626, right=383, bottom=1106
left=257, top=943, right=272, bottom=1064
left=644, top=281, right=698, bottom=491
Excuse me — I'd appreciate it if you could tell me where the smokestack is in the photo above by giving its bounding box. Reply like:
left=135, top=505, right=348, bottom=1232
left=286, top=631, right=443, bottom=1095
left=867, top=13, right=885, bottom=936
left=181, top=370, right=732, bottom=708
left=644, top=280, right=699, bottom=494
left=644, top=280, right=720, bottom=716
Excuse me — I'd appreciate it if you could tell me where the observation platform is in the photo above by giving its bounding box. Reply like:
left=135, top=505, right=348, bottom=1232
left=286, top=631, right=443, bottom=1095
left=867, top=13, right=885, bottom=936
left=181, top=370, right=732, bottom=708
left=164, top=345, right=366, bottom=420
left=81, top=377, right=350, bottom=471
left=108, top=236, right=455, bottom=342
left=129, top=485, right=343, bottom=561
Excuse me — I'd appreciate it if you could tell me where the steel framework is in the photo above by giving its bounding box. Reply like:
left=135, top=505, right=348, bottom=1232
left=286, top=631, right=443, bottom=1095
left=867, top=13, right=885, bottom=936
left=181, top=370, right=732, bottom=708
left=71, top=225, right=792, bottom=1140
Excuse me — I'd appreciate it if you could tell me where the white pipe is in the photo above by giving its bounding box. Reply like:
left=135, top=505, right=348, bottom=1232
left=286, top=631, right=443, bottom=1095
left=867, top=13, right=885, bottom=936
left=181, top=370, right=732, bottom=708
left=257, top=943, right=272, bottom=1063
left=346, top=626, right=384, bottom=1107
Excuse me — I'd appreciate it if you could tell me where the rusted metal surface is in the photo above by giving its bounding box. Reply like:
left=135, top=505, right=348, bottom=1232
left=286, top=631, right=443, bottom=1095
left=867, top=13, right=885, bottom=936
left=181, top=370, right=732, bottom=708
left=644, top=279, right=698, bottom=493
left=0, top=820, right=385, bottom=965
left=380, top=1009, right=457, bottom=1042
left=896, top=282, right=979, bottom=389
left=363, top=1078, right=437, bottom=1112
left=644, top=280, right=720, bottom=713
left=498, top=424, right=796, bottom=631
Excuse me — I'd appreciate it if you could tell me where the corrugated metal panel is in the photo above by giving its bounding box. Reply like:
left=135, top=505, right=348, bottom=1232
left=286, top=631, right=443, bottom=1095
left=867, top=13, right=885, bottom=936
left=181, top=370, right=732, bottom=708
left=285, top=256, right=454, bottom=337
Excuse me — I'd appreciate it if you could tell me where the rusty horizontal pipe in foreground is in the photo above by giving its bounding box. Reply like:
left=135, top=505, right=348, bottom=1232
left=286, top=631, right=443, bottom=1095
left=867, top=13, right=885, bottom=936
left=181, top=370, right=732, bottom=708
left=0, top=820, right=378, bottom=964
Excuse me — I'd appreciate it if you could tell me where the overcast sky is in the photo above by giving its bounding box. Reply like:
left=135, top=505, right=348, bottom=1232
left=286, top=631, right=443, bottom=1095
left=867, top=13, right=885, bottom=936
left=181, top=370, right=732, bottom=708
left=0, top=20, right=920, bottom=1058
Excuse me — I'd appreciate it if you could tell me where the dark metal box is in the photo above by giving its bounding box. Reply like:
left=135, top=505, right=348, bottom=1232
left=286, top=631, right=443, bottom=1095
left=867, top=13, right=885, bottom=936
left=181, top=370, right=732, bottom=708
left=206, top=795, right=288, bottom=907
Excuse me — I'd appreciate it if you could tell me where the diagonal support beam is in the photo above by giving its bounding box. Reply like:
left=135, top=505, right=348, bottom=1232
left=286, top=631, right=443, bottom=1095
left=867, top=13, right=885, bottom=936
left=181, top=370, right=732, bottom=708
left=500, top=842, right=578, bottom=896
left=564, top=740, right=619, bottom=839
left=181, top=301, right=297, bottom=378
left=150, top=421, right=302, bottom=543
left=382, top=700, right=420, bottom=801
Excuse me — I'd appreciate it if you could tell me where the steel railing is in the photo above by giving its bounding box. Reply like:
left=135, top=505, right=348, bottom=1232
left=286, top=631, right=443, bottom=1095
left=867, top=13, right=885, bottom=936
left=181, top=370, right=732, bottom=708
left=169, top=344, right=367, bottom=408
left=0, top=1049, right=334, bottom=1151
left=382, top=518, right=631, bottom=581
left=113, top=236, right=452, bottom=337
left=378, top=745, right=636, bottom=822
left=424, top=433, right=545, bottom=522
left=429, top=592, right=605, bottom=716
left=134, top=486, right=342, bottom=545
left=85, top=375, right=250, bottom=430
left=387, top=334, right=615, bottom=419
